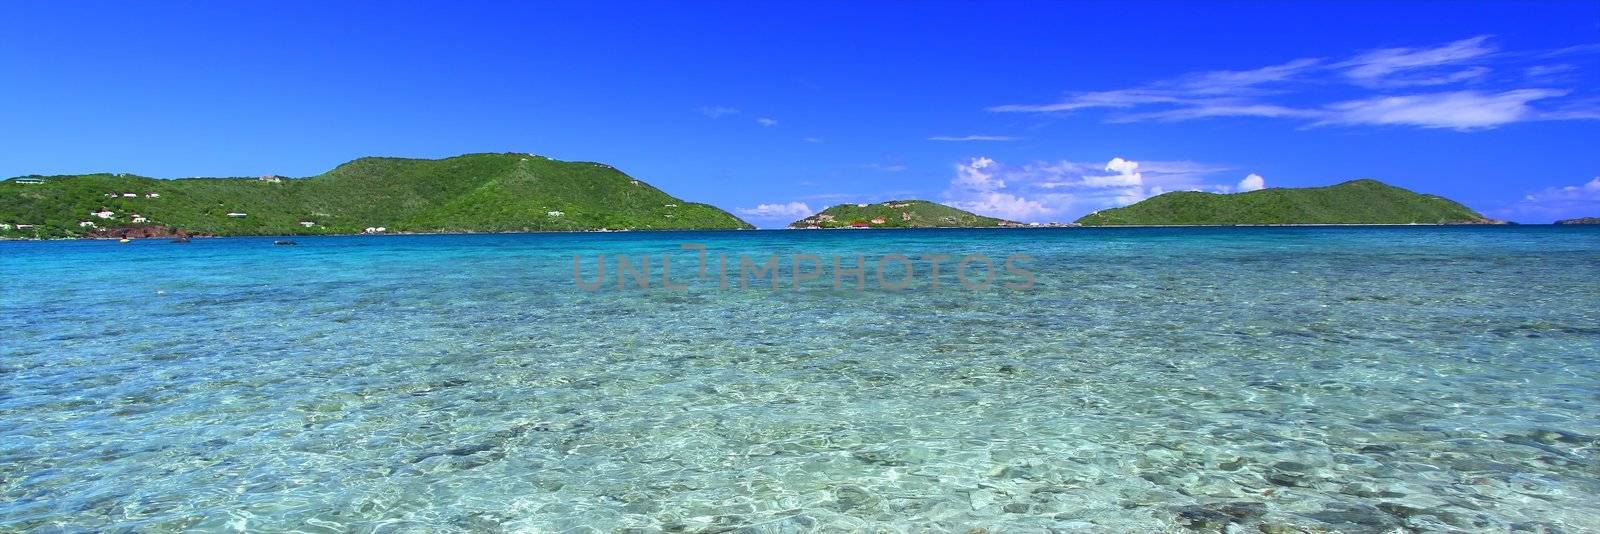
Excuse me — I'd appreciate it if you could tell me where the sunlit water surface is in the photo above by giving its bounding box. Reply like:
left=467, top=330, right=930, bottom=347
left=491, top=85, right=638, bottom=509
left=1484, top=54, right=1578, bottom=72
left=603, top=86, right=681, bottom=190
left=2, top=227, right=1598, bottom=533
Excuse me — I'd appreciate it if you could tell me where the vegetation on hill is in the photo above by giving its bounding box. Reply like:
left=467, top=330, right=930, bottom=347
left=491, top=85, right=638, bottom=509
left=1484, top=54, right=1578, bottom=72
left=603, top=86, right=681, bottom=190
left=789, top=200, right=1018, bottom=228
left=1554, top=217, right=1600, bottom=225
left=0, top=153, right=751, bottom=238
left=1075, top=179, right=1495, bottom=226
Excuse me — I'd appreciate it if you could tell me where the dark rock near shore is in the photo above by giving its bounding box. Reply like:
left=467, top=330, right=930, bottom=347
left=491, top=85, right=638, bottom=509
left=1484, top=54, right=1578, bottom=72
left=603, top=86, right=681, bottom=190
left=87, top=226, right=202, bottom=240
left=830, top=484, right=880, bottom=513
left=1307, top=502, right=1403, bottom=530
left=1174, top=501, right=1268, bottom=531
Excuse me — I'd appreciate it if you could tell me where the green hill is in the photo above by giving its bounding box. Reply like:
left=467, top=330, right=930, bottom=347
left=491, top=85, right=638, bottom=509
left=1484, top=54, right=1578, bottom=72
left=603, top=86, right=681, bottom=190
left=0, top=153, right=751, bottom=238
left=790, top=200, right=1018, bottom=228
left=1075, top=179, right=1495, bottom=226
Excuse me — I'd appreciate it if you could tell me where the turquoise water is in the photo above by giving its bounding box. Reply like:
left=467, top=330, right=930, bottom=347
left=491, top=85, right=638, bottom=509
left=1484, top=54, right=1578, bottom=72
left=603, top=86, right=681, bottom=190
left=2, top=227, right=1598, bottom=532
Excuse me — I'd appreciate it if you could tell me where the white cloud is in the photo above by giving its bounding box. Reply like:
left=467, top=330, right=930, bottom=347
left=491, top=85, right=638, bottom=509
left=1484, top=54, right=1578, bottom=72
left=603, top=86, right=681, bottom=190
left=1316, top=89, right=1569, bottom=130
left=756, top=117, right=778, bottom=127
left=947, top=192, right=1051, bottom=220
left=1238, top=173, right=1266, bottom=192
left=737, top=202, right=814, bottom=218
left=698, top=106, right=740, bottom=118
left=944, top=157, right=1059, bottom=220
left=802, top=137, right=822, bottom=143
left=928, top=135, right=1022, bottom=142
left=1104, top=157, right=1138, bottom=175
left=1497, top=177, right=1600, bottom=221
left=941, top=156, right=1244, bottom=222
left=1525, top=177, right=1600, bottom=200
left=1078, top=158, right=1143, bottom=188
left=951, top=157, right=1004, bottom=192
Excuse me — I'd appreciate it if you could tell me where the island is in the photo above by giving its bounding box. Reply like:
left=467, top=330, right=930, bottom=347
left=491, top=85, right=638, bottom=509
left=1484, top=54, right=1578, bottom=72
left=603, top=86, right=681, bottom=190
left=0, top=153, right=752, bottom=238
left=789, top=200, right=1022, bottom=229
left=1554, top=217, right=1600, bottom=225
left=1076, top=179, right=1501, bottom=226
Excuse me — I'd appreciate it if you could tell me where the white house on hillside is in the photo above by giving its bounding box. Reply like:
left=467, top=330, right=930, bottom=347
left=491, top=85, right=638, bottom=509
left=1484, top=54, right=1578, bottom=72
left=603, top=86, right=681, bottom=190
left=92, top=210, right=115, bottom=219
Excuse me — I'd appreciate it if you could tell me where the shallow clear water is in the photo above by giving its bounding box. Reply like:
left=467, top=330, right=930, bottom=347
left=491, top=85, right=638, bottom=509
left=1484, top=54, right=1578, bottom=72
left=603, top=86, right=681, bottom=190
left=2, top=227, right=1598, bottom=533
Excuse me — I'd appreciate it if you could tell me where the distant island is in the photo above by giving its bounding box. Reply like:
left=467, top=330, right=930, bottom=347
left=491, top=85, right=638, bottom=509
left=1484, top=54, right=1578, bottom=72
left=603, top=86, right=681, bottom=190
left=1076, top=179, right=1501, bottom=226
left=2, top=162, right=1535, bottom=239
left=0, top=153, right=751, bottom=238
left=1554, top=217, right=1600, bottom=225
left=789, top=200, right=1022, bottom=229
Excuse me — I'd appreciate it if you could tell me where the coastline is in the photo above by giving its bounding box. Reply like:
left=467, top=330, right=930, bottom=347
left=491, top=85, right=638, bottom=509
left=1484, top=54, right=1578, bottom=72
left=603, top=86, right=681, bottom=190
left=5, top=222, right=1583, bottom=241
left=0, top=227, right=760, bottom=241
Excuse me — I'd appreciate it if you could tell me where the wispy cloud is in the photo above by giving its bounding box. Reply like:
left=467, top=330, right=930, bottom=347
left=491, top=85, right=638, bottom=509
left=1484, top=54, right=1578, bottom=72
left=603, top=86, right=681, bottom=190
left=799, top=192, right=857, bottom=201
left=1526, top=64, right=1578, bottom=80
left=1115, top=103, right=1321, bottom=123
left=698, top=106, right=739, bottom=119
left=988, top=90, right=1185, bottom=113
left=1314, top=89, right=1569, bottom=130
left=989, top=35, right=1599, bottom=131
left=928, top=135, right=1022, bottom=142
left=1338, top=35, right=1495, bottom=87
left=736, top=201, right=813, bottom=218
left=801, top=137, right=822, bottom=144
left=756, top=117, right=778, bottom=127
left=860, top=163, right=908, bottom=172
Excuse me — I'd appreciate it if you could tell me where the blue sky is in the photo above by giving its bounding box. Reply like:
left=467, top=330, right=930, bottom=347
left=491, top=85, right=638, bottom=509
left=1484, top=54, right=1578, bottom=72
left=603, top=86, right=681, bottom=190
left=2, top=2, right=1598, bottom=225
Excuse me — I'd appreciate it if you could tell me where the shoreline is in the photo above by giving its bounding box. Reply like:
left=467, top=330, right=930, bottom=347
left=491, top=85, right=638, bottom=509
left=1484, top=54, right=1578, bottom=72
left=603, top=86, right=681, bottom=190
left=3, top=222, right=1583, bottom=241
left=0, top=227, right=760, bottom=241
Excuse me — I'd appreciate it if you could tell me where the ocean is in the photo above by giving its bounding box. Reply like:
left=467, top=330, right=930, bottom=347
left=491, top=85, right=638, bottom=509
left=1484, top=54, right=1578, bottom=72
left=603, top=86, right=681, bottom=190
left=2, top=227, right=1598, bottom=532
